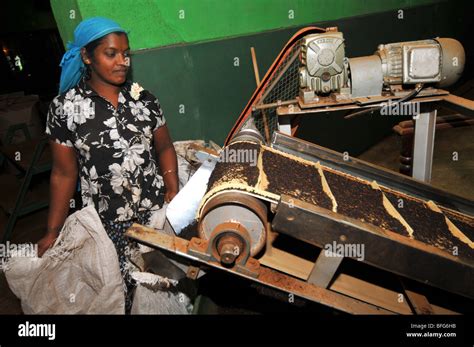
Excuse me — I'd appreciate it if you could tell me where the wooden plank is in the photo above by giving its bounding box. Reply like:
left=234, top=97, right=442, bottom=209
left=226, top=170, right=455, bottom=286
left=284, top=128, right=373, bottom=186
left=260, top=240, right=409, bottom=313
left=442, top=93, right=474, bottom=111
left=260, top=227, right=315, bottom=280
left=400, top=279, right=435, bottom=315
left=259, top=247, right=314, bottom=280
left=331, top=273, right=412, bottom=314
left=187, top=143, right=219, bottom=157
left=330, top=274, right=457, bottom=315
left=258, top=244, right=458, bottom=315
left=403, top=289, right=434, bottom=314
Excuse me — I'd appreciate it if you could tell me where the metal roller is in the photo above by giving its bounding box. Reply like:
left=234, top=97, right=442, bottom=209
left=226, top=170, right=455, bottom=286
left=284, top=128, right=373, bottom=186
left=198, top=191, right=268, bottom=263
left=230, top=116, right=264, bottom=145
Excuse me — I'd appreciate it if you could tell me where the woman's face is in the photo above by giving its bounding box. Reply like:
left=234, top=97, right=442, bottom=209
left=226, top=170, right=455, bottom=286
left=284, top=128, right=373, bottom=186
left=87, top=33, right=130, bottom=86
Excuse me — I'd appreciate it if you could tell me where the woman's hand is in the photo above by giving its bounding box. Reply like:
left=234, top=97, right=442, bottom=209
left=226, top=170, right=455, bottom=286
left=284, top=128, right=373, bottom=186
left=37, top=232, right=59, bottom=257
left=165, top=189, right=178, bottom=203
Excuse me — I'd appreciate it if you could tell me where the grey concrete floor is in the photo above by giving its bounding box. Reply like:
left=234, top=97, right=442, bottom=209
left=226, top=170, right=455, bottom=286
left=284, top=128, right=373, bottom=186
left=0, top=125, right=472, bottom=314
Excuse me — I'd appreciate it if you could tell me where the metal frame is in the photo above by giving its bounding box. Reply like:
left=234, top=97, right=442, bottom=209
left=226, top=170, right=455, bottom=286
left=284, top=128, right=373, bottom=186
left=126, top=222, right=462, bottom=314
left=272, top=194, right=474, bottom=299
left=125, top=224, right=392, bottom=314
left=412, top=110, right=437, bottom=182
left=268, top=133, right=474, bottom=298
left=272, top=90, right=474, bottom=186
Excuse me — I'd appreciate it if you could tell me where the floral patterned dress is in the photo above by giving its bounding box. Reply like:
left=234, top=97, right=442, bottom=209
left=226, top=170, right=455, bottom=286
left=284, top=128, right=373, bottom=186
left=46, top=78, right=167, bottom=311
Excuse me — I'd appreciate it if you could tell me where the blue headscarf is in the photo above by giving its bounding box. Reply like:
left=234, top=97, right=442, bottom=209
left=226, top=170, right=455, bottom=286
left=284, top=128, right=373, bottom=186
left=59, top=17, right=127, bottom=94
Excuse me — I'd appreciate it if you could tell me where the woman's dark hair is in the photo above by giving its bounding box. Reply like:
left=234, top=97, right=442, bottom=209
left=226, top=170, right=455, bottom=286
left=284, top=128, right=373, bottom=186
left=83, top=31, right=127, bottom=79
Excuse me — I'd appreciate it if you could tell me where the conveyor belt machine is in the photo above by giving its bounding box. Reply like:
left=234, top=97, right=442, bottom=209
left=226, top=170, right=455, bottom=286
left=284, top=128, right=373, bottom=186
left=127, top=27, right=474, bottom=314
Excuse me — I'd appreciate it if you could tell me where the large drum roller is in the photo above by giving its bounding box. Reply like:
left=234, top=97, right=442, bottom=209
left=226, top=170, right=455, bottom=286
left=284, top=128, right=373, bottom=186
left=197, top=119, right=269, bottom=267
left=198, top=191, right=268, bottom=265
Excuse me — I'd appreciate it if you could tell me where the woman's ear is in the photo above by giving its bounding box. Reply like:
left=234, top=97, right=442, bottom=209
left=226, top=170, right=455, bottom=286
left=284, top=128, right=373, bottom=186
left=80, top=47, right=91, bottom=65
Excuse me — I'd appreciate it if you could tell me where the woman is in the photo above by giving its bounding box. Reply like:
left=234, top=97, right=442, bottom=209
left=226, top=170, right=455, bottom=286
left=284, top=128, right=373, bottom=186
left=37, top=17, right=179, bottom=311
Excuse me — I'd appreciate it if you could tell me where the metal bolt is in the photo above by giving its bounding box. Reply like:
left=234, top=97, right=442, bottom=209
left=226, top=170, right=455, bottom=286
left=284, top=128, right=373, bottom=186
left=220, top=243, right=239, bottom=265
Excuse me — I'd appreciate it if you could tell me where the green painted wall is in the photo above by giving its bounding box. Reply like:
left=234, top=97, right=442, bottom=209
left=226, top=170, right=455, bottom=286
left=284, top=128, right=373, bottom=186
left=51, top=0, right=441, bottom=50
left=130, top=0, right=473, bottom=151
left=49, top=0, right=473, bottom=155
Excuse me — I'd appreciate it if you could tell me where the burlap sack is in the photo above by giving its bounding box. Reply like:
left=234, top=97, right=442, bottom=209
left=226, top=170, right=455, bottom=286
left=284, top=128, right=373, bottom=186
left=3, top=205, right=125, bottom=314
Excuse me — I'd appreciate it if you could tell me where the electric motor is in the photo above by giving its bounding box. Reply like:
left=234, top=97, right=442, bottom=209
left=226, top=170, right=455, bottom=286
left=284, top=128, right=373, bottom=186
left=299, top=31, right=348, bottom=94
left=299, top=31, right=465, bottom=99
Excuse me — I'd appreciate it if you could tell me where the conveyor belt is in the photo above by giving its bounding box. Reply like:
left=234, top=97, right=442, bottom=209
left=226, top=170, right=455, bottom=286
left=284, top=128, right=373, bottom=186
left=204, top=141, right=474, bottom=260
left=200, top=139, right=474, bottom=298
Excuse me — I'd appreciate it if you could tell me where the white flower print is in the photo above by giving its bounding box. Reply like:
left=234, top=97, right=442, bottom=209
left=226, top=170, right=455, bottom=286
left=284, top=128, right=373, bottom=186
left=130, top=82, right=144, bottom=100
left=117, top=203, right=134, bottom=221
left=127, top=124, right=139, bottom=132
left=129, top=101, right=151, bottom=121
left=80, top=166, right=100, bottom=203
left=85, top=178, right=99, bottom=195
left=103, top=117, right=119, bottom=140
left=143, top=126, right=152, bottom=139
left=74, top=138, right=91, bottom=161
left=109, top=163, right=126, bottom=194
left=113, top=138, right=145, bottom=172
left=76, top=98, right=95, bottom=122
left=65, top=89, right=76, bottom=101
left=98, top=196, right=109, bottom=213
left=143, top=161, right=156, bottom=177
left=103, top=116, right=117, bottom=128
left=152, top=175, right=164, bottom=195
left=110, top=129, right=119, bottom=140
left=81, top=176, right=96, bottom=206
left=124, top=144, right=145, bottom=172
left=63, top=90, right=95, bottom=131
left=89, top=165, right=98, bottom=180
left=140, top=198, right=152, bottom=209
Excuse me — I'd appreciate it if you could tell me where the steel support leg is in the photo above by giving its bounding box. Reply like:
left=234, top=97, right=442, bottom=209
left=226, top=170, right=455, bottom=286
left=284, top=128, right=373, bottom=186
left=412, top=110, right=437, bottom=182
left=308, top=251, right=344, bottom=288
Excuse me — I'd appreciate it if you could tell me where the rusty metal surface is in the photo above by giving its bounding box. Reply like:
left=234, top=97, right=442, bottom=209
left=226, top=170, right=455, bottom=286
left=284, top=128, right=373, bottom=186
left=127, top=224, right=191, bottom=257
left=252, top=99, right=297, bottom=111
left=213, top=222, right=247, bottom=265
left=256, top=267, right=390, bottom=314
left=125, top=224, right=392, bottom=314
left=276, top=95, right=447, bottom=116
left=295, top=88, right=448, bottom=110
left=186, top=266, right=201, bottom=280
